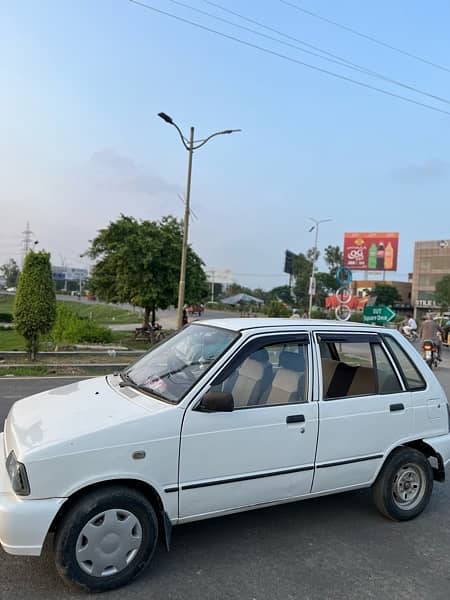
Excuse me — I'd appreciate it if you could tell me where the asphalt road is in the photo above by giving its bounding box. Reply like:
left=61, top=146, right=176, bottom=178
left=1, top=361, right=450, bottom=599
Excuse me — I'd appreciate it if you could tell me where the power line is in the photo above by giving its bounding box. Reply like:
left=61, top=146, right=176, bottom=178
left=280, top=0, right=450, bottom=74
left=129, top=0, right=450, bottom=117
left=200, top=0, right=450, bottom=105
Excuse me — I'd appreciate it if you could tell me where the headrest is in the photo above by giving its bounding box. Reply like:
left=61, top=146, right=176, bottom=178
left=251, top=348, right=269, bottom=363
left=279, top=351, right=304, bottom=372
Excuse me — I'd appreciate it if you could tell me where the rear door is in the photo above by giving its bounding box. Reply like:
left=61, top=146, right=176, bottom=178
left=312, top=332, right=413, bottom=494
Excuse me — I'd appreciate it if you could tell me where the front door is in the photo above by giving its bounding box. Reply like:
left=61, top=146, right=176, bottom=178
left=178, top=334, right=318, bottom=521
left=312, top=332, right=413, bottom=494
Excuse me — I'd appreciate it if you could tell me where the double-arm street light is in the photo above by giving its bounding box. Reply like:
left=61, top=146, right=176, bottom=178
left=308, top=217, right=332, bottom=318
left=158, top=112, right=241, bottom=329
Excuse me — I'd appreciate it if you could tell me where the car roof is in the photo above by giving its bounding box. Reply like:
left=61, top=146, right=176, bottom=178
left=193, top=318, right=386, bottom=333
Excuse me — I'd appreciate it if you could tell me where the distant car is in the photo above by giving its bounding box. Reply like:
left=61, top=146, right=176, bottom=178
left=5, top=287, right=16, bottom=293
left=1, top=319, right=450, bottom=591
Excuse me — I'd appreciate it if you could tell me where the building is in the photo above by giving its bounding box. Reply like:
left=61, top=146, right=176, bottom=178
left=351, top=279, right=412, bottom=307
left=411, top=240, right=450, bottom=316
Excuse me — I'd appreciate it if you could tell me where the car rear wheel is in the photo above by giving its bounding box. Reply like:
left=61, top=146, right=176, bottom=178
left=372, top=448, right=433, bottom=521
left=54, top=486, right=158, bottom=592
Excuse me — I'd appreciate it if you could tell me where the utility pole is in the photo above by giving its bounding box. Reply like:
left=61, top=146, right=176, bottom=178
left=308, top=218, right=332, bottom=318
left=158, top=112, right=241, bottom=329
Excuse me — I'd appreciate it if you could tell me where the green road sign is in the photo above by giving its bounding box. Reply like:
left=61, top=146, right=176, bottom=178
left=363, top=305, right=396, bottom=324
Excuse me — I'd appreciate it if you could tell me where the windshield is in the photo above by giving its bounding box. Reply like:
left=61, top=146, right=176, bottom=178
left=124, top=324, right=238, bottom=403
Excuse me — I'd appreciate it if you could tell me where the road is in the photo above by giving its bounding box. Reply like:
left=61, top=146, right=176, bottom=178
left=0, top=362, right=450, bottom=599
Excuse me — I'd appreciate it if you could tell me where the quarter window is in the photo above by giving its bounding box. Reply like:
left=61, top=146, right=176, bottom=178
left=382, top=336, right=426, bottom=391
left=211, top=341, right=309, bottom=408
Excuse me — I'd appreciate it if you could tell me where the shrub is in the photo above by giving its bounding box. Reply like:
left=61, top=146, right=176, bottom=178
left=14, top=251, right=56, bottom=359
left=0, top=313, right=13, bottom=323
left=265, top=301, right=291, bottom=318
left=51, top=304, right=112, bottom=346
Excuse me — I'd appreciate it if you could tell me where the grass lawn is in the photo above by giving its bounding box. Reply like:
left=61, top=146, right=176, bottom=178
left=0, top=294, right=139, bottom=325
left=66, top=302, right=141, bottom=325
left=0, top=295, right=14, bottom=314
left=0, top=328, right=25, bottom=350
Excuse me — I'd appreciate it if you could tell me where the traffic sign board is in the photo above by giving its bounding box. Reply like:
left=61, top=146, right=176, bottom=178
left=363, top=305, right=396, bottom=324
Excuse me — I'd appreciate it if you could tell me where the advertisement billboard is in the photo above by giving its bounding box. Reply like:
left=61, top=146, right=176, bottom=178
left=343, top=232, right=399, bottom=271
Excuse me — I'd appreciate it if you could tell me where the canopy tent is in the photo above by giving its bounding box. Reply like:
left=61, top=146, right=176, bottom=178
left=221, top=293, right=264, bottom=305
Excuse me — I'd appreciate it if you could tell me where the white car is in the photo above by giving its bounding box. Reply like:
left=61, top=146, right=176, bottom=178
left=1, top=319, right=450, bottom=591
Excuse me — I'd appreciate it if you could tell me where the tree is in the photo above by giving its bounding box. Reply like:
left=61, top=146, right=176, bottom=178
left=323, top=245, right=342, bottom=278
left=1, top=258, right=20, bottom=288
left=369, top=284, right=402, bottom=307
left=266, top=285, right=293, bottom=305
left=87, top=215, right=208, bottom=327
left=435, top=274, right=450, bottom=309
left=292, top=252, right=313, bottom=309
left=14, top=251, right=56, bottom=359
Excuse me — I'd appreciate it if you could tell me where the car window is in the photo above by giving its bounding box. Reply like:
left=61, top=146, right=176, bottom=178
left=382, top=336, right=426, bottom=391
left=372, top=344, right=403, bottom=394
left=320, top=340, right=377, bottom=399
left=211, top=341, right=309, bottom=408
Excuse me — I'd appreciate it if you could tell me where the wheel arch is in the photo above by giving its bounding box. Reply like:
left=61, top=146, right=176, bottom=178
left=48, top=478, right=173, bottom=550
left=376, top=440, right=445, bottom=483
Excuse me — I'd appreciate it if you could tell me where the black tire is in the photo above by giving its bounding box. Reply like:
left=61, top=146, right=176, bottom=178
left=372, top=447, right=433, bottom=521
left=54, top=486, right=158, bottom=592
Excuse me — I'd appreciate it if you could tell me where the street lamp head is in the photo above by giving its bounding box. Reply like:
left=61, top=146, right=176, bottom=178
left=158, top=112, right=173, bottom=124
left=223, top=129, right=242, bottom=134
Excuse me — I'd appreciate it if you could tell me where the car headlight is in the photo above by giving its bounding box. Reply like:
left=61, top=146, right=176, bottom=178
left=6, top=451, right=30, bottom=496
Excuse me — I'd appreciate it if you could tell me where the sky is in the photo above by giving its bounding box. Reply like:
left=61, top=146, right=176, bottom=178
left=1, top=0, right=450, bottom=290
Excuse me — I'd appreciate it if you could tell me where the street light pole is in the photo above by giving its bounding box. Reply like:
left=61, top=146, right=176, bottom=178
left=158, top=113, right=240, bottom=329
left=308, top=217, right=332, bottom=318
left=177, top=126, right=194, bottom=331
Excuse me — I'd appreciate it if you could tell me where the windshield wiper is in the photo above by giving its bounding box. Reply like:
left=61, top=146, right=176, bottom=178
left=119, top=371, right=135, bottom=388
left=119, top=371, right=174, bottom=403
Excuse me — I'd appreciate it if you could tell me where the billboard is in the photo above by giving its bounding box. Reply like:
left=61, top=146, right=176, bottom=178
left=343, top=232, right=399, bottom=271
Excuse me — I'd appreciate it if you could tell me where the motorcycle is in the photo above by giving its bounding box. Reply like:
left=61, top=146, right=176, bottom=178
left=422, top=340, right=439, bottom=369
left=400, top=325, right=418, bottom=342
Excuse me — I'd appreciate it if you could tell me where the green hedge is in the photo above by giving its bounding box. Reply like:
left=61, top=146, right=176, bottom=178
left=51, top=304, right=112, bottom=346
left=0, top=313, right=13, bottom=323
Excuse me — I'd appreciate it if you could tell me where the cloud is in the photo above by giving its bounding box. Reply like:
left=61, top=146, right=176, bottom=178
left=391, top=159, right=449, bottom=182
left=86, top=148, right=181, bottom=198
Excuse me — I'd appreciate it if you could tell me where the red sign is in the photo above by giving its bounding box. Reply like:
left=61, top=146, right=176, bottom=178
left=343, top=232, right=399, bottom=271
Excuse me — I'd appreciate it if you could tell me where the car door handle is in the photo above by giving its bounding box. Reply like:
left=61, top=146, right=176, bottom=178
left=390, top=403, right=405, bottom=412
left=286, top=414, right=305, bottom=424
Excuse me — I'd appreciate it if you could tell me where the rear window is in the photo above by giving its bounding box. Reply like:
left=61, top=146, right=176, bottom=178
left=382, top=336, right=426, bottom=391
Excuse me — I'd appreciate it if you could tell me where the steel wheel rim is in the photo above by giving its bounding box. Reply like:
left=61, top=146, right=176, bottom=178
left=76, top=509, right=143, bottom=577
left=392, top=463, right=426, bottom=510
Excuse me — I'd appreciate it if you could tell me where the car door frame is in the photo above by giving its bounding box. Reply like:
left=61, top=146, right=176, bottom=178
left=176, top=330, right=320, bottom=522
left=311, top=329, right=417, bottom=494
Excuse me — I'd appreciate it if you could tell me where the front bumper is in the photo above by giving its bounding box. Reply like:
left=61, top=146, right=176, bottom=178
left=0, top=433, right=66, bottom=556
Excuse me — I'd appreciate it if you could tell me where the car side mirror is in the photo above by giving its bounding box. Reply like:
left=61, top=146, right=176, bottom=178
left=198, top=391, right=234, bottom=412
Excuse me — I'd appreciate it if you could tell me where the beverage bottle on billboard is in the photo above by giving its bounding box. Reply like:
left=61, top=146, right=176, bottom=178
left=384, top=242, right=394, bottom=270
left=376, top=243, right=385, bottom=270
left=368, top=243, right=377, bottom=269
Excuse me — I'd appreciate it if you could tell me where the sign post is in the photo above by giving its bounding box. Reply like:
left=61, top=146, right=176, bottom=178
left=363, top=305, right=396, bottom=325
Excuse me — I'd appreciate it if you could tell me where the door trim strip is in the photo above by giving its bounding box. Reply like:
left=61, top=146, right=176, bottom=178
left=316, top=454, right=383, bottom=469
left=181, top=465, right=314, bottom=491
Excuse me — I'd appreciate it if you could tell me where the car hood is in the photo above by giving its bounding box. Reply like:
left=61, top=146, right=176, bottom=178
left=4, top=375, right=173, bottom=461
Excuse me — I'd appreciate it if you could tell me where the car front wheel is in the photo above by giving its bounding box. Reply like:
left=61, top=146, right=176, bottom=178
left=54, top=486, right=158, bottom=592
left=372, top=447, right=433, bottom=521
